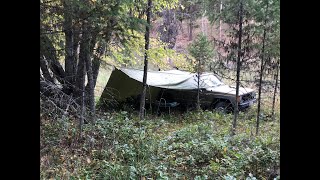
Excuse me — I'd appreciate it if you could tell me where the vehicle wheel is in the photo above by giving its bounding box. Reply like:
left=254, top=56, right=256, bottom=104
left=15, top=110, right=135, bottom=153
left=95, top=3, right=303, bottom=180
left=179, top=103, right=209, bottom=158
left=215, top=101, right=233, bottom=113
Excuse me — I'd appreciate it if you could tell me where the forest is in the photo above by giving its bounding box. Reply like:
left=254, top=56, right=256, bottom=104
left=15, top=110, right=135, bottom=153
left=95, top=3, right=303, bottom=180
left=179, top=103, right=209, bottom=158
left=40, top=0, right=280, bottom=179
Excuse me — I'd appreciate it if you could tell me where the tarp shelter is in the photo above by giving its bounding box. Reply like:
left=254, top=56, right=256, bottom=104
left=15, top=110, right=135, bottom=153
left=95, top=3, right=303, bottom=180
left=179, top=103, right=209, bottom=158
left=98, top=67, right=225, bottom=109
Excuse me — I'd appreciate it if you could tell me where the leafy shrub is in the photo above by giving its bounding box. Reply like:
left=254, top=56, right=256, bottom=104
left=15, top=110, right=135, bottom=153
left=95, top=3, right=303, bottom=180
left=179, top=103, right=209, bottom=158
left=41, top=110, right=279, bottom=179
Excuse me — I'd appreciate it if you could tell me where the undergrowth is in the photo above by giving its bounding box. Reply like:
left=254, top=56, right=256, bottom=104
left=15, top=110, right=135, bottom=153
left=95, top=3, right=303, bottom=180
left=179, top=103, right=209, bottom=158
left=40, top=107, right=280, bottom=179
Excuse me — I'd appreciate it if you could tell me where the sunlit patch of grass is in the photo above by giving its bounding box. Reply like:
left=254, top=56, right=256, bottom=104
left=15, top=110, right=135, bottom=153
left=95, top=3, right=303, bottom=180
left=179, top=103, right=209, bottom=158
left=94, top=64, right=113, bottom=103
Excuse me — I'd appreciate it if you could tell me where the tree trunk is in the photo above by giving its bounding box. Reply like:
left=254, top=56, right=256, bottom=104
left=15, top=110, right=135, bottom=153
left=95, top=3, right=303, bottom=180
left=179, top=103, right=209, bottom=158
left=201, top=16, right=204, bottom=35
left=79, top=55, right=86, bottom=134
left=92, top=45, right=105, bottom=87
left=85, top=56, right=101, bottom=93
left=84, top=32, right=95, bottom=123
left=40, top=34, right=66, bottom=85
left=89, top=31, right=98, bottom=55
left=271, top=59, right=279, bottom=121
left=232, top=0, right=243, bottom=136
left=197, top=58, right=201, bottom=111
left=85, top=25, right=111, bottom=92
left=159, top=9, right=178, bottom=49
left=219, top=0, right=222, bottom=41
left=63, top=0, right=75, bottom=86
left=85, top=39, right=106, bottom=100
left=139, top=0, right=152, bottom=120
left=76, top=25, right=89, bottom=103
left=256, top=1, right=268, bottom=136
left=73, top=23, right=80, bottom=78
left=90, top=58, right=100, bottom=86
left=189, top=18, right=193, bottom=41
left=84, top=32, right=97, bottom=93
left=40, top=56, right=54, bottom=83
left=85, top=54, right=95, bottom=123
left=209, top=21, right=212, bottom=38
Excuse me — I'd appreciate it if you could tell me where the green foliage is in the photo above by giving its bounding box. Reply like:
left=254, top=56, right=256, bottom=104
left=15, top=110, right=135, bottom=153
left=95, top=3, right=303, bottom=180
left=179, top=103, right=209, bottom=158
left=106, top=30, right=194, bottom=71
left=156, top=111, right=279, bottom=178
left=188, top=34, right=214, bottom=72
left=205, top=0, right=280, bottom=70
left=40, top=0, right=182, bottom=71
left=177, top=0, right=205, bottom=21
left=41, top=107, right=280, bottom=179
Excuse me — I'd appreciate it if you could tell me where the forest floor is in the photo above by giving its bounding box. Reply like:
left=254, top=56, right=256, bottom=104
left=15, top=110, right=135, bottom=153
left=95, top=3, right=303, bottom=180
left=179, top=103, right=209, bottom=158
left=40, top=105, right=280, bottom=179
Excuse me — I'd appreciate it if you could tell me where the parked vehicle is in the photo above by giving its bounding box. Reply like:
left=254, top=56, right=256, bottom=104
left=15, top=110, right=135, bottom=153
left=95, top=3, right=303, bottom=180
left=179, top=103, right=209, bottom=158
left=157, top=74, right=256, bottom=112
left=100, top=67, right=256, bottom=113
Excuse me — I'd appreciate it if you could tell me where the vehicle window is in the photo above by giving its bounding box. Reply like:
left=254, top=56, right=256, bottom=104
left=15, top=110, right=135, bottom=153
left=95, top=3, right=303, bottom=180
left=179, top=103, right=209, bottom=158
left=205, top=75, right=224, bottom=87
